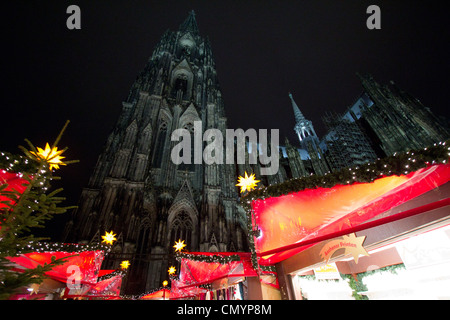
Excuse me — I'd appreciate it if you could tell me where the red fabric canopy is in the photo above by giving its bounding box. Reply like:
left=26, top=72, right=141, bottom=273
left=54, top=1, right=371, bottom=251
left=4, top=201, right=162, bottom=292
left=252, top=163, right=450, bottom=265
left=169, top=279, right=206, bottom=300
left=178, top=252, right=257, bottom=289
left=141, top=288, right=171, bottom=300
left=0, top=170, right=29, bottom=209
left=86, top=274, right=122, bottom=297
left=7, top=250, right=105, bottom=285
left=98, top=270, right=116, bottom=277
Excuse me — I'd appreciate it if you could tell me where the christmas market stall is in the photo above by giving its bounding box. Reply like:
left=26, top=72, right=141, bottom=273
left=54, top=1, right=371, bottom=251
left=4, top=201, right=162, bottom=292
left=6, top=245, right=103, bottom=299
left=244, top=142, right=450, bottom=299
left=4, top=240, right=129, bottom=300
left=170, top=251, right=278, bottom=300
left=0, top=122, right=129, bottom=300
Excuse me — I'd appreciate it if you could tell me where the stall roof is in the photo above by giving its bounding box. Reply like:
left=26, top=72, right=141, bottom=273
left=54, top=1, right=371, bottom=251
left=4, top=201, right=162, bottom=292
left=252, top=163, right=450, bottom=265
left=178, top=252, right=258, bottom=289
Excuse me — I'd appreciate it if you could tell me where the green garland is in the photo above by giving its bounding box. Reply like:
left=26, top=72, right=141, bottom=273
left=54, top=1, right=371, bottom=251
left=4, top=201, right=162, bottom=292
left=242, top=141, right=449, bottom=207
left=241, top=141, right=450, bottom=270
left=97, top=269, right=128, bottom=282
left=176, top=252, right=241, bottom=264
left=0, top=152, right=39, bottom=174
left=12, top=241, right=112, bottom=255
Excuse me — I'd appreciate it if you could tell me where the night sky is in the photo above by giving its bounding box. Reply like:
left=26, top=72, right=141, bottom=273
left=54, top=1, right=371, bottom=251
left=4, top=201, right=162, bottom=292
left=1, top=1, right=449, bottom=239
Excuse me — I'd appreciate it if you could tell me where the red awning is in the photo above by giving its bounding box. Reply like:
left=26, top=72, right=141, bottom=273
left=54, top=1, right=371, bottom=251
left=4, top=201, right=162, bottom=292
left=140, top=288, right=171, bottom=300
left=7, top=250, right=105, bottom=285
left=0, top=170, right=30, bottom=209
left=86, top=274, right=122, bottom=297
left=98, top=270, right=116, bottom=277
left=252, top=163, right=450, bottom=265
left=178, top=252, right=257, bottom=289
left=169, top=279, right=206, bottom=300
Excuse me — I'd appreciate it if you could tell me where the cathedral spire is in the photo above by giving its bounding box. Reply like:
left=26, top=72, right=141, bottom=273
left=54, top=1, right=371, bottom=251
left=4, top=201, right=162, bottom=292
left=289, top=92, right=306, bottom=124
left=179, top=10, right=199, bottom=34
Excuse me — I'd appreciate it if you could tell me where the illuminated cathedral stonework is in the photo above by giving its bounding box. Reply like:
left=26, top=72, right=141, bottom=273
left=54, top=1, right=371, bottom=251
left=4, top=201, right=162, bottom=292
left=64, top=12, right=249, bottom=293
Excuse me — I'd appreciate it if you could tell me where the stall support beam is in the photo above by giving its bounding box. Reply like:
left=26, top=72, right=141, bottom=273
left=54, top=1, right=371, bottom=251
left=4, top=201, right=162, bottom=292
left=247, top=277, right=263, bottom=300
left=276, top=263, right=295, bottom=300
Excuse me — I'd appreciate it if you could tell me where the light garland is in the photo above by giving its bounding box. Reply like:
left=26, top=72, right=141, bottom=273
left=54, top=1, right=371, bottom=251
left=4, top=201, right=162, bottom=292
left=121, top=285, right=171, bottom=300
left=97, top=269, right=128, bottom=282
left=7, top=241, right=112, bottom=255
left=175, top=252, right=241, bottom=264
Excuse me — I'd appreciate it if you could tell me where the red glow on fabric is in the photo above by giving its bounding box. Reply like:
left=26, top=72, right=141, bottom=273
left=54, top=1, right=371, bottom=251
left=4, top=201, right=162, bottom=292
left=87, top=274, right=122, bottom=297
left=178, top=252, right=257, bottom=289
left=252, top=164, right=450, bottom=265
left=98, top=270, right=116, bottom=277
left=141, top=289, right=171, bottom=300
left=169, top=279, right=206, bottom=300
left=7, top=250, right=104, bottom=285
left=0, top=170, right=30, bottom=209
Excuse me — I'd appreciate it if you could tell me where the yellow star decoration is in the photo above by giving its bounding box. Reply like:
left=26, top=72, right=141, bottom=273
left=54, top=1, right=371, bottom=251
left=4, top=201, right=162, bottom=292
left=173, top=239, right=187, bottom=252
left=168, top=266, right=176, bottom=276
left=236, top=171, right=260, bottom=193
left=120, top=260, right=130, bottom=270
left=101, top=231, right=117, bottom=245
left=30, top=143, right=66, bottom=170
left=28, top=283, right=40, bottom=295
left=319, top=233, right=370, bottom=264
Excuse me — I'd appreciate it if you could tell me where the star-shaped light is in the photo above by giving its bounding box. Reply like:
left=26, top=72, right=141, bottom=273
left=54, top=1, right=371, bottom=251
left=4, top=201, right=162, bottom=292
left=236, top=171, right=260, bottom=193
left=120, top=260, right=130, bottom=269
left=168, top=266, right=176, bottom=276
left=28, top=283, right=40, bottom=295
left=342, top=234, right=370, bottom=264
left=30, top=143, right=66, bottom=170
left=173, top=239, right=187, bottom=252
left=101, top=231, right=117, bottom=245
left=319, top=233, right=369, bottom=264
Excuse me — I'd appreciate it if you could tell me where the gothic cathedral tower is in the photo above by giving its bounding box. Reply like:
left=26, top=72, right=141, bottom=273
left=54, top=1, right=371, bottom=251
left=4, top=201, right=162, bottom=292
left=64, top=11, right=248, bottom=294
left=289, top=93, right=329, bottom=175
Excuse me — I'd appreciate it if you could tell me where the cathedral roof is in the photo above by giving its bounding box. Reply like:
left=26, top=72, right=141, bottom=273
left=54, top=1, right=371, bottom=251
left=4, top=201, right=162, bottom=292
left=179, top=10, right=200, bottom=35
left=289, top=92, right=307, bottom=123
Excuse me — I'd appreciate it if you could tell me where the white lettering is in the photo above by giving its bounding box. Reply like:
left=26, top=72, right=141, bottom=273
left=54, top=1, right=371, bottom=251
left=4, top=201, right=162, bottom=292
left=366, top=5, right=381, bottom=30
left=66, top=5, right=81, bottom=30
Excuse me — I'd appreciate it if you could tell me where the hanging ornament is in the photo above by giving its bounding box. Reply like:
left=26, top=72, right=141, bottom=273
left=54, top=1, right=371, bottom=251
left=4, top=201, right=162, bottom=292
left=28, top=283, right=40, bottom=295
left=168, top=266, right=176, bottom=276
left=173, top=239, right=187, bottom=252
left=319, top=233, right=370, bottom=264
left=120, top=260, right=130, bottom=270
left=236, top=171, right=260, bottom=193
left=101, top=231, right=117, bottom=245
left=29, top=142, right=67, bottom=170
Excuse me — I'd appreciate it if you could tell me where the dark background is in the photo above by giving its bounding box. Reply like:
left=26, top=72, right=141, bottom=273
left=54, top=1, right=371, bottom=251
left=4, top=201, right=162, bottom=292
left=1, top=1, right=449, bottom=239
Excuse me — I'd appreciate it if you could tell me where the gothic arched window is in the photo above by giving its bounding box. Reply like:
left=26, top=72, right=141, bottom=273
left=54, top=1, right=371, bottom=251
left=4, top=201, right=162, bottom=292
left=173, top=74, right=188, bottom=102
left=137, top=218, right=152, bottom=254
left=168, top=211, right=193, bottom=251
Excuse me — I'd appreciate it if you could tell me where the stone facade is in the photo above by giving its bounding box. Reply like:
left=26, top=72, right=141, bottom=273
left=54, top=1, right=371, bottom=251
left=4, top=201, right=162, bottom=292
left=64, top=11, right=247, bottom=294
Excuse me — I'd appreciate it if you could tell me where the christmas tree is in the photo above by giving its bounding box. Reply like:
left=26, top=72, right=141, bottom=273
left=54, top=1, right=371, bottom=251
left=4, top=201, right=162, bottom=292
left=0, top=121, right=78, bottom=299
